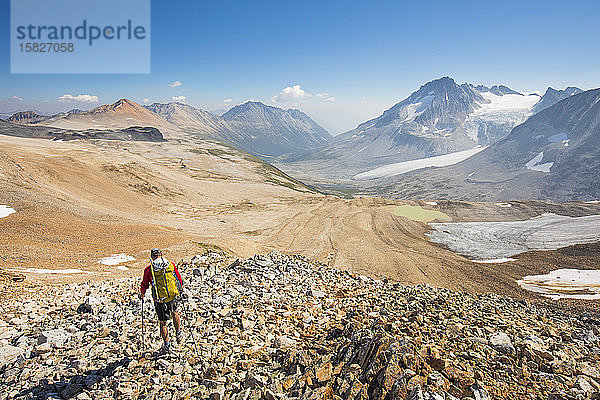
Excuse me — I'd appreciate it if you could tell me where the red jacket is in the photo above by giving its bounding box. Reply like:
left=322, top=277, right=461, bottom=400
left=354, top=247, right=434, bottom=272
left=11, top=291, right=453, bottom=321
left=140, top=261, right=183, bottom=297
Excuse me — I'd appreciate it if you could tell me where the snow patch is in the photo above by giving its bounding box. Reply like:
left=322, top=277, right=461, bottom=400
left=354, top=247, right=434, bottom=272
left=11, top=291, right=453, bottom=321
left=352, top=130, right=365, bottom=139
left=354, top=146, right=486, bottom=180
left=98, top=254, right=135, bottom=266
left=463, top=92, right=540, bottom=142
left=116, top=265, right=129, bottom=271
left=495, top=203, right=512, bottom=208
left=9, top=268, right=89, bottom=274
left=474, top=92, right=540, bottom=115
left=585, top=200, right=600, bottom=204
left=518, top=269, right=600, bottom=300
left=0, top=205, right=16, bottom=219
left=399, top=95, right=434, bottom=123
left=548, top=133, right=568, bottom=143
left=525, top=152, right=553, bottom=173
left=428, top=214, right=600, bottom=261
left=472, top=258, right=516, bottom=264
left=424, top=201, right=438, bottom=206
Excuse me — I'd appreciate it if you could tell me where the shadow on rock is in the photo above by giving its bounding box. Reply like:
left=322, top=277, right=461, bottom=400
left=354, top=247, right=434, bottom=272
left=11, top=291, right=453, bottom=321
left=16, top=357, right=130, bottom=399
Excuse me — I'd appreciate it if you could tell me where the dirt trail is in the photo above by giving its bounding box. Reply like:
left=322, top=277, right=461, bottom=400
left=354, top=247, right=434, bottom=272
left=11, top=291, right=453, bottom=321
left=261, top=197, right=547, bottom=295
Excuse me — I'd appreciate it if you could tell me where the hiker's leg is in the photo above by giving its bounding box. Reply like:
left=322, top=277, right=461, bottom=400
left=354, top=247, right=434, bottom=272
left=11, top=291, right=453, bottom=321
left=159, top=321, right=169, bottom=344
left=172, top=311, right=181, bottom=333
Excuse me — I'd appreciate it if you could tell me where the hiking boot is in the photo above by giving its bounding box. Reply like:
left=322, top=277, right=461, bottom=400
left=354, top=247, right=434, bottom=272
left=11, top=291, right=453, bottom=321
left=156, top=342, right=171, bottom=357
left=176, top=330, right=183, bottom=345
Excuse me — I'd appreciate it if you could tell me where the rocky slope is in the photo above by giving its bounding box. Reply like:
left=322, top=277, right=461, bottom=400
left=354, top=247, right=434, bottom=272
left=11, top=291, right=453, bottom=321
left=7, top=110, right=84, bottom=125
left=144, top=102, right=229, bottom=136
left=372, top=88, right=600, bottom=202
left=0, top=120, right=165, bottom=142
left=279, top=77, right=541, bottom=179
left=1, top=252, right=599, bottom=400
left=7, top=111, right=50, bottom=125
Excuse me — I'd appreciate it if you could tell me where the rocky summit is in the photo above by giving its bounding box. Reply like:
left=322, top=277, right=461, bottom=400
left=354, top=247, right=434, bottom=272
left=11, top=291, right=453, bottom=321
left=1, top=252, right=599, bottom=400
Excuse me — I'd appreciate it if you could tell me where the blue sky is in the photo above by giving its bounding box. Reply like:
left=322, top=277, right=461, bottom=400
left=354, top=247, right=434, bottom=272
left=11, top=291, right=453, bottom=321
left=1, top=0, right=599, bottom=134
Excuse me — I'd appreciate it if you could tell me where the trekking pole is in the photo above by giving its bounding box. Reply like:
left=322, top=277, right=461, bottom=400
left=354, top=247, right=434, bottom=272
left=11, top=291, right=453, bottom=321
left=175, top=260, right=200, bottom=357
left=141, top=295, right=145, bottom=355
left=181, top=293, right=200, bottom=357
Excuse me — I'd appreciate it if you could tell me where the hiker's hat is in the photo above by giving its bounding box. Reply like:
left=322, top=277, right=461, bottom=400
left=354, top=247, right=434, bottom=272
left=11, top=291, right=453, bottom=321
left=151, top=248, right=162, bottom=259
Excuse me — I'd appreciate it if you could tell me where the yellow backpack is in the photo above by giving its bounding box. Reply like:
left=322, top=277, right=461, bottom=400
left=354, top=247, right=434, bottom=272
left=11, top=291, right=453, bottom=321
left=150, top=258, right=180, bottom=303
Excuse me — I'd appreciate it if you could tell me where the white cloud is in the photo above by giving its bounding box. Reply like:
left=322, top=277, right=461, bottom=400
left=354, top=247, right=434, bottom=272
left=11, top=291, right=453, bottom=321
left=168, top=81, right=182, bottom=88
left=172, top=96, right=186, bottom=103
left=12, top=95, right=23, bottom=101
left=142, top=98, right=151, bottom=104
left=272, top=85, right=309, bottom=103
left=273, top=86, right=335, bottom=104
left=316, top=93, right=335, bottom=102
left=223, top=98, right=232, bottom=103
left=58, top=94, right=99, bottom=103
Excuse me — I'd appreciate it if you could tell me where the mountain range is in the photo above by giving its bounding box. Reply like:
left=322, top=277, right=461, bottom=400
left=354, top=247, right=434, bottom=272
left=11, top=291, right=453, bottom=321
left=369, top=87, right=600, bottom=201
left=4, top=77, right=593, bottom=200
left=8, top=111, right=53, bottom=125
left=532, top=86, right=583, bottom=113
left=277, top=78, right=585, bottom=180
left=221, top=101, right=331, bottom=156
left=9, top=98, right=332, bottom=157
left=144, top=102, right=228, bottom=135
left=7, top=109, right=83, bottom=125
left=35, top=99, right=183, bottom=136
left=145, top=101, right=331, bottom=156
left=279, top=78, right=548, bottom=178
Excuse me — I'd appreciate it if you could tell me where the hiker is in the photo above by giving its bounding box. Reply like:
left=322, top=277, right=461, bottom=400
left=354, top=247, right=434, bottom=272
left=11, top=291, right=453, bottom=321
left=139, top=248, right=183, bottom=355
